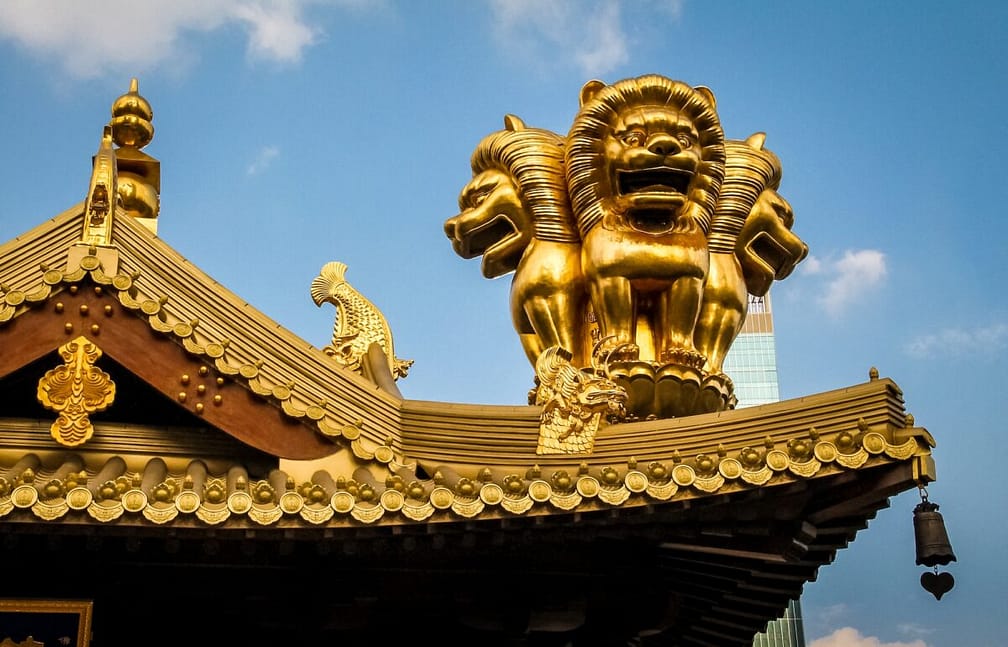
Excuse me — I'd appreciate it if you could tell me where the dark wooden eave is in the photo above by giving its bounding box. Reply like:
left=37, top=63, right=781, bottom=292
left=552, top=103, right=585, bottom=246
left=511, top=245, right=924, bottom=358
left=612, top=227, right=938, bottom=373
left=0, top=457, right=913, bottom=646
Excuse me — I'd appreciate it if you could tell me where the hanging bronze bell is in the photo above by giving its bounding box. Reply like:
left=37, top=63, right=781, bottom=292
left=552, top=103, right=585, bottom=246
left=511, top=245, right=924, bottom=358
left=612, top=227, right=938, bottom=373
left=913, top=500, right=956, bottom=567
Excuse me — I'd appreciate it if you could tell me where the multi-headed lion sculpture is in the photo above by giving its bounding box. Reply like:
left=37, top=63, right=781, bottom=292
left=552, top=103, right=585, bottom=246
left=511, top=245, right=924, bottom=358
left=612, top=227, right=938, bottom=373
left=444, top=74, right=808, bottom=428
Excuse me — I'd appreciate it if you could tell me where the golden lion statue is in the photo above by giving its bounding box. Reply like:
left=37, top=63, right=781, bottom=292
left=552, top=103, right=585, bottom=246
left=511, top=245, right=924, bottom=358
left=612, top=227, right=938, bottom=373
left=443, top=73, right=809, bottom=426
left=735, top=172, right=809, bottom=300
left=696, top=135, right=783, bottom=374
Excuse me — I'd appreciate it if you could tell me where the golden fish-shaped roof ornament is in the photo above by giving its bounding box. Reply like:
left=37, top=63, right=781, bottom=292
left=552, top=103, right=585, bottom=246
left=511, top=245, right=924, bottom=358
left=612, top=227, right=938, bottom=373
left=311, top=261, right=413, bottom=384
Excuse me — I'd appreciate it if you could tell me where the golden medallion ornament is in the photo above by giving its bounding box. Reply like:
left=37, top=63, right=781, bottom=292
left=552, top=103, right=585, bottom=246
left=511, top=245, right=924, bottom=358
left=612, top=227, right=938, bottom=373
left=37, top=335, right=116, bottom=446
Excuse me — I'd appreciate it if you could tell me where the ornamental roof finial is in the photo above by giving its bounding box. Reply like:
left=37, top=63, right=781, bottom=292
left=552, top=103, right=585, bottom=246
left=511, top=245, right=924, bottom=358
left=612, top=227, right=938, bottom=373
left=109, top=78, right=161, bottom=230
left=111, top=77, right=154, bottom=149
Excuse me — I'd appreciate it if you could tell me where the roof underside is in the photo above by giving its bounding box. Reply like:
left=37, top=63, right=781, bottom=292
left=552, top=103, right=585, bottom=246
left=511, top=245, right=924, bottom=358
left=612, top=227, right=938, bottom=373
left=0, top=458, right=910, bottom=646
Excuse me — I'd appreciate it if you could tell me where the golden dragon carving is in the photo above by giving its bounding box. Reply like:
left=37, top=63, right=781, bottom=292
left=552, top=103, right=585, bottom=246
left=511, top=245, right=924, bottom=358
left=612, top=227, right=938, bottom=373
left=532, top=340, right=629, bottom=454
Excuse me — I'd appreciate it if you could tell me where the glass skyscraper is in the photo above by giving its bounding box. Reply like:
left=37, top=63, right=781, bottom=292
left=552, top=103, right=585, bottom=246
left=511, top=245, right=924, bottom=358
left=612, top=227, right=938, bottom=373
left=724, top=292, right=807, bottom=647
left=723, top=294, right=781, bottom=406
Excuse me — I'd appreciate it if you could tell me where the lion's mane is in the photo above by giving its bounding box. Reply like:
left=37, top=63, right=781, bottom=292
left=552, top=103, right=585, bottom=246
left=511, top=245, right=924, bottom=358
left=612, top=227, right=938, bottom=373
left=707, top=137, right=782, bottom=254
left=468, top=125, right=578, bottom=244
left=565, top=75, right=726, bottom=237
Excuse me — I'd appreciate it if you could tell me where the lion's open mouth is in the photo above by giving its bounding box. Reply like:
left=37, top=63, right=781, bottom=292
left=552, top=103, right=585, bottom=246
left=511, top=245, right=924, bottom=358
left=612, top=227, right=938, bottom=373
left=461, top=214, right=519, bottom=257
left=629, top=209, right=674, bottom=233
left=615, top=168, right=694, bottom=233
left=746, top=231, right=808, bottom=279
left=747, top=232, right=790, bottom=277
left=617, top=167, right=693, bottom=196
left=583, top=388, right=627, bottom=407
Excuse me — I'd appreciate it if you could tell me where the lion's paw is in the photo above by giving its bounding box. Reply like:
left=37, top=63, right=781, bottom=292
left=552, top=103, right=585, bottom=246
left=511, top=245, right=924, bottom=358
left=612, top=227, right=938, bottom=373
left=659, top=348, right=706, bottom=370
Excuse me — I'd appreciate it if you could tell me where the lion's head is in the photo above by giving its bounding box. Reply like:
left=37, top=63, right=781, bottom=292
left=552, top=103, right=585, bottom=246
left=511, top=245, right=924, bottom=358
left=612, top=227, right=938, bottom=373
left=734, top=140, right=808, bottom=296
left=565, top=75, right=726, bottom=237
left=735, top=183, right=808, bottom=296
left=444, top=115, right=574, bottom=278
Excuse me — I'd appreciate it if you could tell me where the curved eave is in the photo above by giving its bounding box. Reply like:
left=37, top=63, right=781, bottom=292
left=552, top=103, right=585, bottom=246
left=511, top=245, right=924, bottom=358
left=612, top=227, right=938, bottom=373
left=0, top=206, right=936, bottom=514
left=401, top=376, right=924, bottom=477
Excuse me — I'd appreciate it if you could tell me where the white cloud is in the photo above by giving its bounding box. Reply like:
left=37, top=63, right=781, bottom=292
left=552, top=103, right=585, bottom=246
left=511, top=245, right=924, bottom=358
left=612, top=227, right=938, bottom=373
left=903, top=322, right=1008, bottom=359
left=895, top=623, right=934, bottom=638
left=571, top=2, right=628, bottom=76
left=232, top=2, right=316, bottom=63
left=808, top=627, right=927, bottom=647
left=814, top=603, right=849, bottom=624
left=246, top=145, right=279, bottom=175
left=489, top=0, right=631, bottom=77
left=0, top=0, right=329, bottom=79
left=800, top=254, right=824, bottom=275
left=815, top=249, right=887, bottom=317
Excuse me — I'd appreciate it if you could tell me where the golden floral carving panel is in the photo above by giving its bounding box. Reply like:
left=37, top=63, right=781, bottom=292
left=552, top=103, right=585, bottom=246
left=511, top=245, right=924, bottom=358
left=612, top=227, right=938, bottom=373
left=36, top=335, right=115, bottom=447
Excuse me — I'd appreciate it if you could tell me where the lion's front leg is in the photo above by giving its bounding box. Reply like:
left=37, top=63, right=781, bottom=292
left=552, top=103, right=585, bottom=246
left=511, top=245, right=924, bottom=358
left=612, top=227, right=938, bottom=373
left=524, top=292, right=586, bottom=365
left=512, top=240, right=589, bottom=367
left=654, top=275, right=705, bottom=368
left=588, top=275, right=638, bottom=361
left=588, top=275, right=659, bottom=418
left=651, top=274, right=708, bottom=418
left=694, top=251, right=747, bottom=374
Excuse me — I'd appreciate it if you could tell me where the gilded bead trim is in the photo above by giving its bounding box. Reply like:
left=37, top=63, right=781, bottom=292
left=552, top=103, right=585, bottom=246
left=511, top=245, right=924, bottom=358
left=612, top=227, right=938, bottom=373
left=0, top=388, right=934, bottom=528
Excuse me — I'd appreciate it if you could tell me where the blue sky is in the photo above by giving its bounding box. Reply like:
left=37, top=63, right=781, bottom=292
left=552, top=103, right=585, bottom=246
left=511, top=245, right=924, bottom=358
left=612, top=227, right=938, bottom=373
left=1, top=1, right=1005, bottom=645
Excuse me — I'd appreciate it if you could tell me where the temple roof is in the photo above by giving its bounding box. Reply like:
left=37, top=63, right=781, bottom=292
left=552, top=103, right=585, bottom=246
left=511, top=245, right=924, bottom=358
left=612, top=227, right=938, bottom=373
left=0, top=81, right=937, bottom=646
